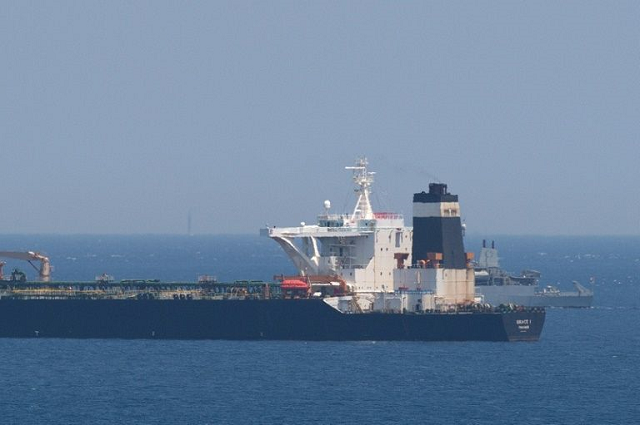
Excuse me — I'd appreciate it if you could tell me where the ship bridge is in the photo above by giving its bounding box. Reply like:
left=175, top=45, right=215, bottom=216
left=261, top=158, right=412, bottom=292
left=263, top=212, right=405, bottom=238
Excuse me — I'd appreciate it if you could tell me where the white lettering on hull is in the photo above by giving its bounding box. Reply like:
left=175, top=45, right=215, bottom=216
left=517, top=318, right=531, bottom=332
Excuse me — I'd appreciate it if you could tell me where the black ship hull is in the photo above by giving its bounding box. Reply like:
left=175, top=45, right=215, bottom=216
left=0, top=298, right=544, bottom=342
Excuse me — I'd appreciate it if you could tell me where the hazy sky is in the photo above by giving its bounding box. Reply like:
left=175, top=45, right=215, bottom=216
left=2, top=1, right=639, bottom=235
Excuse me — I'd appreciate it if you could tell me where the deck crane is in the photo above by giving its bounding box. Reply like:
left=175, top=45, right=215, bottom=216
left=0, top=252, right=51, bottom=282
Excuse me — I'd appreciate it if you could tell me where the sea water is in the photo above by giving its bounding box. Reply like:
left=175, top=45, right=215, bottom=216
left=0, top=235, right=638, bottom=424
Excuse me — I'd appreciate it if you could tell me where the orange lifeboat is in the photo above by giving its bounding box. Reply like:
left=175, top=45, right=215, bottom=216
left=281, top=279, right=310, bottom=290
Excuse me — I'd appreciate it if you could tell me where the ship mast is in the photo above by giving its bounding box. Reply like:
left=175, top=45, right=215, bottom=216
left=346, top=157, right=375, bottom=222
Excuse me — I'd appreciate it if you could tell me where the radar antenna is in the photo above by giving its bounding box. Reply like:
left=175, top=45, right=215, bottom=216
left=345, top=157, right=375, bottom=222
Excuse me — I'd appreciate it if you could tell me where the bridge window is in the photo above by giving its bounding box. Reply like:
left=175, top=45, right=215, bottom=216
left=395, top=232, right=402, bottom=247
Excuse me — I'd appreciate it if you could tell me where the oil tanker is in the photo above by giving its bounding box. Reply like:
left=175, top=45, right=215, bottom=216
left=0, top=158, right=545, bottom=342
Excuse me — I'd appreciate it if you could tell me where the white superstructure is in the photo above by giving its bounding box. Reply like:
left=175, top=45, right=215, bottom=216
left=262, top=158, right=412, bottom=293
left=261, top=157, right=476, bottom=311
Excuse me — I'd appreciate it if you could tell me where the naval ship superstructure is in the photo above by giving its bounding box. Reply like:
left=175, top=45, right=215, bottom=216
left=474, top=240, right=594, bottom=308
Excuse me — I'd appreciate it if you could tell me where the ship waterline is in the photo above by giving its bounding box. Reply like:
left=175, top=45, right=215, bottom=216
left=0, top=297, right=544, bottom=342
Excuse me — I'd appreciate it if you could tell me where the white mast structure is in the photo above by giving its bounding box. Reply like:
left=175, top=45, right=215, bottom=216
left=346, top=157, right=375, bottom=222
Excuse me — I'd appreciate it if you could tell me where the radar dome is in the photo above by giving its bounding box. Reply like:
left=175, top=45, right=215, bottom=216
left=323, top=200, right=331, bottom=210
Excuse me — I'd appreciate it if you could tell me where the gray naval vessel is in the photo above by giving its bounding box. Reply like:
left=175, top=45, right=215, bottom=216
left=474, top=241, right=593, bottom=308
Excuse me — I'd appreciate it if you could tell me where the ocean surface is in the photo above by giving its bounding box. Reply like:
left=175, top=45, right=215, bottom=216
left=0, top=234, right=638, bottom=424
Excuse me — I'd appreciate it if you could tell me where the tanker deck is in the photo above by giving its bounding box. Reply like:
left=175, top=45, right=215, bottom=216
left=0, top=279, right=544, bottom=342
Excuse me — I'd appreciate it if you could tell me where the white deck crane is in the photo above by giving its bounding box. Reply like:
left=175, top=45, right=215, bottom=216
left=0, top=251, right=51, bottom=282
